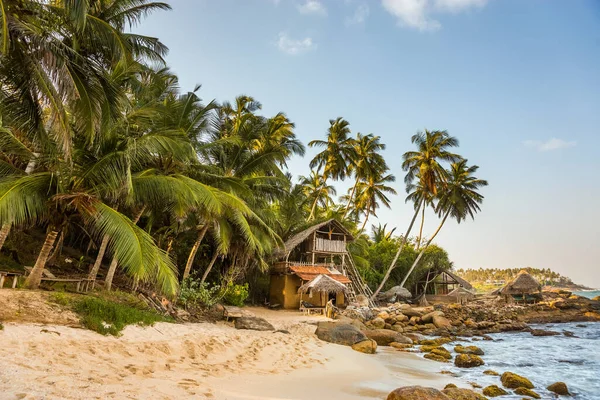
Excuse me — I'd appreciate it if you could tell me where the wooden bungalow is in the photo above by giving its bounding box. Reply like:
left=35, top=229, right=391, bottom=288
left=269, top=219, right=357, bottom=310
left=499, top=270, right=542, bottom=303
left=414, top=269, right=475, bottom=303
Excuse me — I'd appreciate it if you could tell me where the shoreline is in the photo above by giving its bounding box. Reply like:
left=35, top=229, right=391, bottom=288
left=0, top=310, right=455, bottom=400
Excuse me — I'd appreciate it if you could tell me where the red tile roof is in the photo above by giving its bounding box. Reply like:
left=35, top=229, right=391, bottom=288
left=289, top=265, right=352, bottom=284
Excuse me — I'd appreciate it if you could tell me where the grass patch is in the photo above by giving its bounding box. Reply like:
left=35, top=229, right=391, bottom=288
left=0, top=321, right=4, bottom=330
left=49, top=291, right=171, bottom=336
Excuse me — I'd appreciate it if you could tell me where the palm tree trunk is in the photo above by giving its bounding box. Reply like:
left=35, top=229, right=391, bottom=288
left=88, top=234, right=109, bottom=280
left=47, top=230, right=64, bottom=265
left=416, top=204, right=426, bottom=251
left=0, top=223, right=11, bottom=251
left=200, top=252, right=219, bottom=284
left=308, top=194, right=320, bottom=221
left=104, top=206, right=146, bottom=291
left=343, top=179, right=359, bottom=218
left=182, top=225, right=209, bottom=281
left=24, top=230, right=59, bottom=289
left=358, top=209, right=370, bottom=233
left=399, top=209, right=450, bottom=288
left=371, top=199, right=423, bottom=299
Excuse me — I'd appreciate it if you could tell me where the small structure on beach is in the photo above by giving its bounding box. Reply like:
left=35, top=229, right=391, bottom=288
left=499, top=270, right=542, bottom=303
left=269, top=219, right=360, bottom=309
left=413, top=269, right=475, bottom=303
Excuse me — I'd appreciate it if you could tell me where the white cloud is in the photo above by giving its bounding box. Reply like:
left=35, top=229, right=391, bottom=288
left=523, top=138, right=577, bottom=152
left=381, top=0, right=488, bottom=31
left=298, top=0, right=327, bottom=16
left=277, top=32, right=316, bottom=55
left=346, top=3, right=370, bottom=26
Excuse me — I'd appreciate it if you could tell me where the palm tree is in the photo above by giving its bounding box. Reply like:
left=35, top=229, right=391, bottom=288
left=355, top=173, right=397, bottom=233
left=301, top=171, right=337, bottom=220
left=398, top=160, right=488, bottom=288
left=344, top=133, right=387, bottom=217
left=372, top=129, right=461, bottom=299
left=308, top=118, right=355, bottom=220
left=372, top=223, right=397, bottom=244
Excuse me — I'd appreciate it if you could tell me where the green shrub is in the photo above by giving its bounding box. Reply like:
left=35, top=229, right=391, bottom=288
left=50, top=292, right=73, bottom=306
left=223, top=283, right=249, bottom=307
left=0, top=321, right=4, bottom=330
left=178, top=278, right=222, bottom=308
left=73, top=296, right=168, bottom=336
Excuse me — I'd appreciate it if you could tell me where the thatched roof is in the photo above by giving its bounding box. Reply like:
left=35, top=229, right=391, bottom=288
left=298, top=274, right=349, bottom=294
left=445, top=270, right=474, bottom=290
left=273, top=219, right=354, bottom=260
left=500, top=270, right=542, bottom=295
left=290, top=265, right=351, bottom=284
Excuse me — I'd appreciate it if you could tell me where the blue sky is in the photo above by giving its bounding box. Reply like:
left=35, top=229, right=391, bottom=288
left=137, top=0, right=600, bottom=287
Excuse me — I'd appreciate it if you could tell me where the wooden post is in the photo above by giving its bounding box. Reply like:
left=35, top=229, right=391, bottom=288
left=12, top=275, right=18, bottom=288
left=311, top=231, right=316, bottom=265
left=0, top=274, right=5, bottom=289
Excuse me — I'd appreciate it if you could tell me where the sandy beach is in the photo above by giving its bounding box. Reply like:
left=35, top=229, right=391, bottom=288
left=0, top=307, right=454, bottom=400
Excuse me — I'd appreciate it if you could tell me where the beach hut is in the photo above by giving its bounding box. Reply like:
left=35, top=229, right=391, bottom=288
left=297, top=274, right=349, bottom=314
left=499, top=270, right=542, bottom=303
left=269, top=219, right=361, bottom=309
left=413, top=269, right=474, bottom=303
left=448, top=286, right=476, bottom=304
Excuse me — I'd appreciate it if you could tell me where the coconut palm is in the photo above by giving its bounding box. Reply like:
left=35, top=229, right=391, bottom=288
left=301, top=171, right=337, bottom=220
left=372, top=223, right=397, bottom=244
left=344, top=133, right=387, bottom=217
left=398, top=160, right=488, bottom=287
left=372, top=129, right=461, bottom=299
left=355, top=173, right=397, bottom=233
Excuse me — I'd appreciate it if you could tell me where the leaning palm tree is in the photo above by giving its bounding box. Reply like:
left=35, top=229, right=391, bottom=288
left=354, top=173, right=397, bottom=233
left=301, top=171, right=337, bottom=220
left=398, top=160, right=488, bottom=288
left=372, top=129, right=461, bottom=299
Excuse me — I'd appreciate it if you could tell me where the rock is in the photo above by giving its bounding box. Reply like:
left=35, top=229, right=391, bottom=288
left=468, top=382, right=482, bottom=389
left=315, top=322, right=367, bottom=346
left=433, top=315, right=452, bottom=329
left=403, top=308, right=424, bottom=318
left=352, top=339, right=378, bottom=354
left=430, top=347, right=452, bottom=359
left=391, top=324, right=405, bottom=333
left=378, top=286, right=413, bottom=303
left=390, top=342, right=413, bottom=350
left=454, top=354, right=484, bottom=368
left=547, top=382, right=570, bottom=396
left=378, top=311, right=391, bottom=320
left=342, top=306, right=373, bottom=322
left=371, top=317, right=386, bottom=329
left=591, top=295, right=600, bottom=301
left=424, top=353, right=450, bottom=362
left=336, top=316, right=367, bottom=330
left=483, top=370, right=499, bottom=376
left=444, top=384, right=458, bottom=389
left=442, top=387, right=488, bottom=400
left=363, top=329, right=413, bottom=346
left=404, top=332, right=426, bottom=342
left=501, top=372, right=534, bottom=389
left=530, top=329, right=560, bottom=337
left=454, top=345, right=484, bottom=356
left=514, top=387, right=540, bottom=398
left=387, top=386, right=450, bottom=400
left=482, top=385, right=508, bottom=397
left=395, top=313, right=409, bottom=322
left=234, top=316, right=275, bottom=331
left=419, top=337, right=453, bottom=346
left=421, top=311, right=444, bottom=323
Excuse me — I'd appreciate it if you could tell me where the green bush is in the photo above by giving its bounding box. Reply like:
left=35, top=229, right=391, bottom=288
left=0, top=321, right=4, bottom=330
left=178, top=278, right=222, bottom=308
left=50, top=292, right=72, bottom=306
left=73, top=296, right=168, bottom=336
left=223, top=283, right=249, bottom=307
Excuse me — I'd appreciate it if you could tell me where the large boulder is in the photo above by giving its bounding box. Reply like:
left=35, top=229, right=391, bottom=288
left=363, top=329, right=413, bottom=346
left=387, top=386, right=450, bottom=400
left=421, top=311, right=444, bottom=323
left=315, top=322, right=367, bottom=346
left=351, top=339, right=378, bottom=354
left=482, top=385, right=507, bottom=397
left=234, top=316, right=275, bottom=331
left=378, top=286, right=413, bottom=303
left=342, top=306, right=373, bottom=322
left=500, top=371, right=534, bottom=389
left=547, top=382, right=570, bottom=396
left=454, top=354, right=484, bottom=368
left=442, top=387, right=487, bottom=400
left=530, top=329, right=560, bottom=337
left=433, top=315, right=452, bottom=329
left=371, top=317, right=386, bottom=329
left=404, top=332, right=426, bottom=343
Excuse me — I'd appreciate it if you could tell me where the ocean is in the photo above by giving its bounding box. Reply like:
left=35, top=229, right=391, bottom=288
left=574, top=290, right=600, bottom=299
left=447, top=322, right=600, bottom=399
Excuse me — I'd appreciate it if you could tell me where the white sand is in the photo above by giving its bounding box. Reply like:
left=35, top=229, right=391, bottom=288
left=0, top=307, right=454, bottom=400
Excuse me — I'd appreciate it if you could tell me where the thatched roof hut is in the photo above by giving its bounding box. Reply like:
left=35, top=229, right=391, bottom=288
left=500, top=270, right=542, bottom=295
left=298, top=274, right=349, bottom=295
left=273, top=219, right=354, bottom=260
